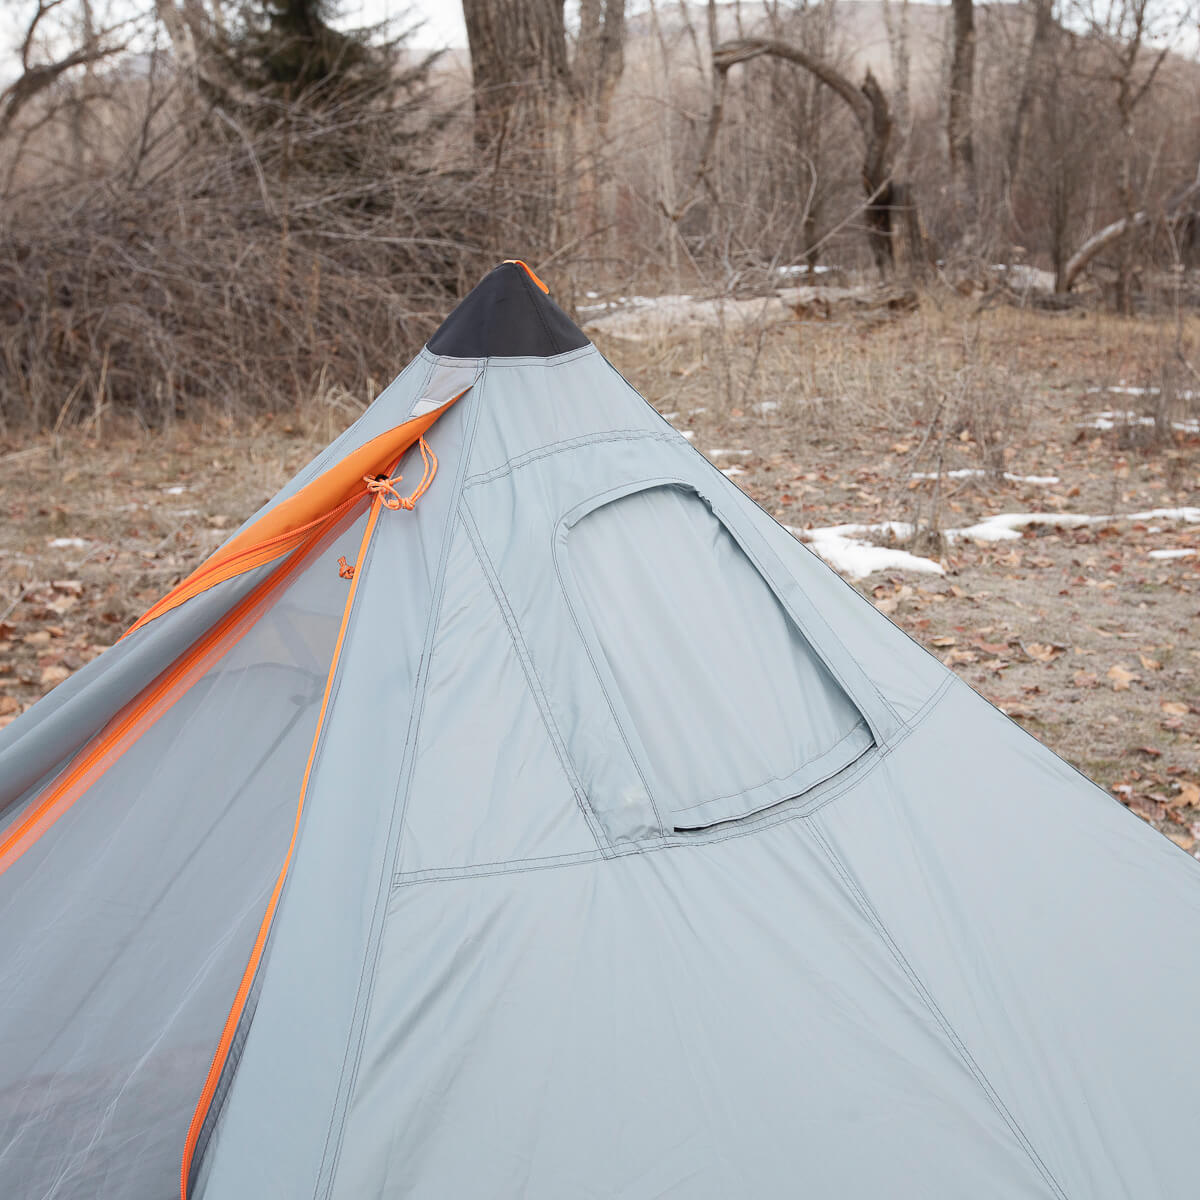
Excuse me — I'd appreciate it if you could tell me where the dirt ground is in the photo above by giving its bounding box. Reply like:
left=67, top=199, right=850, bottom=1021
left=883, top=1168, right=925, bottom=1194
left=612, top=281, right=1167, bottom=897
left=2, top=291, right=1198, bottom=847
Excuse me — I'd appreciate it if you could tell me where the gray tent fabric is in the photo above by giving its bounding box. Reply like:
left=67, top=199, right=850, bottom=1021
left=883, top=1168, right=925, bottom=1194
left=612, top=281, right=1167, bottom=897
left=3, top=260, right=1200, bottom=1199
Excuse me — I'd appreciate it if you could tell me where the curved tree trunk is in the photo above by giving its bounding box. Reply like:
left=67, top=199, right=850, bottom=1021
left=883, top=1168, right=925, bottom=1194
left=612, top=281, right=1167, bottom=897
left=712, top=38, right=902, bottom=276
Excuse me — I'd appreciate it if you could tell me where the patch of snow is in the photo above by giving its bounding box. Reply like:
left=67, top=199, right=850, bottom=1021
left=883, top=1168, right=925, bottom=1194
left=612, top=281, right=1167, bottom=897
left=48, top=537, right=87, bottom=549
left=708, top=448, right=751, bottom=457
left=585, top=290, right=599, bottom=299
left=660, top=411, right=680, bottom=421
left=1148, top=548, right=1196, bottom=560
left=1128, top=507, right=1200, bottom=522
left=948, top=507, right=1200, bottom=543
left=1082, top=409, right=1200, bottom=434
left=991, top=264, right=1056, bottom=292
left=777, top=264, right=833, bottom=277
left=680, top=430, right=695, bottom=440
left=162, top=485, right=188, bottom=495
left=910, top=468, right=1061, bottom=485
left=720, top=466, right=746, bottom=477
left=789, top=522, right=944, bottom=579
left=754, top=400, right=781, bottom=414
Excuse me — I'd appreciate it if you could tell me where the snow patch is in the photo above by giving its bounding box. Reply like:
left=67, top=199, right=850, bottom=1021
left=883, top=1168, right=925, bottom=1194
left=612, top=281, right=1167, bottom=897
left=1082, top=409, right=1200, bottom=434
left=910, top=468, right=1061, bottom=485
left=680, top=430, right=695, bottom=440
left=949, top=507, right=1200, bottom=543
left=720, top=466, right=746, bottom=478
left=708, top=448, right=751, bottom=458
left=753, top=400, right=781, bottom=414
left=48, top=537, right=87, bottom=549
left=790, top=522, right=944, bottom=579
left=794, top=508, right=1200, bottom=577
left=777, top=264, right=833, bottom=277
left=162, top=485, right=188, bottom=495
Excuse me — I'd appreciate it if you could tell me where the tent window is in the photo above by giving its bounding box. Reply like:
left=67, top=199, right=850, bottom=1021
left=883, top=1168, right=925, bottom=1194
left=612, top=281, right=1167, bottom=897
left=565, top=485, right=872, bottom=830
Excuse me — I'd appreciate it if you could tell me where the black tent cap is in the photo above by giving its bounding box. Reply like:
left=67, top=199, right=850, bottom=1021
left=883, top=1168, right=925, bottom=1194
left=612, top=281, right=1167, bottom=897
left=427, top=261, right=590, bottom=358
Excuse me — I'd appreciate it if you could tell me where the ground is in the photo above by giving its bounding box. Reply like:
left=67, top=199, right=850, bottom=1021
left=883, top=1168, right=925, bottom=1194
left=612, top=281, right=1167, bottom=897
left=2, top=291, right=1198, bottom=847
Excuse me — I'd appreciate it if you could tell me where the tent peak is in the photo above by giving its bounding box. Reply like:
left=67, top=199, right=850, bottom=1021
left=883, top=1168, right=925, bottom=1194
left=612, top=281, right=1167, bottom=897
left=427, top=261, right=590, bottom=359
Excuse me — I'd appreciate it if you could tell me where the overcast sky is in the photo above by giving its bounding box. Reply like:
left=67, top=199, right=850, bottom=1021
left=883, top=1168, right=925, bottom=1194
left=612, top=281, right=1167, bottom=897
left=354, top=0, right=468, bottom=47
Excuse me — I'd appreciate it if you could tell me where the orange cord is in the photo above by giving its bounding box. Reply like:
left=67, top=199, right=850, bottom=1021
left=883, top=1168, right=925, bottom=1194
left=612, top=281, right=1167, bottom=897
left=336, top=556, right=355, bottom=580
left=363, top=436, right=437, bottom=511
left=502, top=259, right=550, bottom=294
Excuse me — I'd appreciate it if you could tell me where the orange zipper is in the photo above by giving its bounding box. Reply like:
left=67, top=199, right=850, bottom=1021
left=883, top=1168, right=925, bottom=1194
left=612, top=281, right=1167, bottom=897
left=178, top=481, right=388, bottom=1198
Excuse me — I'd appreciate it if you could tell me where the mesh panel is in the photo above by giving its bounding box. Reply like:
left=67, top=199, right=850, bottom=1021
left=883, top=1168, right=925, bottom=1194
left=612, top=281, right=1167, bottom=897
left=0, top=512, right=365, bottom=1199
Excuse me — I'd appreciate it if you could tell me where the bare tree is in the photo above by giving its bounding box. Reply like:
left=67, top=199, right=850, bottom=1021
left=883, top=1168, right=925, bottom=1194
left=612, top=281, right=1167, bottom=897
left=1007, top=0, right=1056, bottom=193
left=571, top=0, right=627, bottom=261
left=947, top=0, right=978, bottom=229
left=0, top=0, right=126, bottom=141
left=881, top=0, right=911, bottom=139
left=707, top=37, right=905, bottom=276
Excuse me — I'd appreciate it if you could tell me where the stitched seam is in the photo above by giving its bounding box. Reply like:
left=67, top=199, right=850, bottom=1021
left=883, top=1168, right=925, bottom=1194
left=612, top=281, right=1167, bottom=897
left=455, top=346, right=596, bottom=370
left=314, top=364, right=487, bottom=1199
left=395, top=847, right=606, bottom=885
left=808, top=821, right=1070, bottom=1200
left=388, top=677, right=952, bottom=888
left=670, top=720, right=870, bottom=813
left=516, top=264, right=560, bottom=353
left=464, top=429, right=680, bottom=489
left=550, top=503, right=667, bottom=837
left=458, top=503, right=608, bottom=852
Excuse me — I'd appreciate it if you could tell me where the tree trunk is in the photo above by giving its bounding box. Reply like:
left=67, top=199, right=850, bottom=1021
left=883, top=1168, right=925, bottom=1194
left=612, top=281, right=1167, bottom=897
left=947, top=0, right=977, bottom=228
left=573, top=0, right=626, bottom=258
left=462, top=0, right=571, bottom=254
left=1007, top=0, right=1054, bottom=192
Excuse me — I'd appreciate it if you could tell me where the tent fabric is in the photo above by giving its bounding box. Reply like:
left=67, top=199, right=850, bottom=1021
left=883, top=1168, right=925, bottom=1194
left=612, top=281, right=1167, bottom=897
left=3, top=260, right=1200, bottom=1199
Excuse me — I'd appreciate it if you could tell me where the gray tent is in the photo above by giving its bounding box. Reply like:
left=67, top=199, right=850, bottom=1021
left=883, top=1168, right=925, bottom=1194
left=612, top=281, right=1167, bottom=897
left=2, top=260, right=1198, bottom=1199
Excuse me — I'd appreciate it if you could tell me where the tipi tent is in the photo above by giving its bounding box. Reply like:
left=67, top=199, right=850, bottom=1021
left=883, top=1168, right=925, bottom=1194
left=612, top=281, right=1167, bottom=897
left=2, top=261, right=1199, bottom=1200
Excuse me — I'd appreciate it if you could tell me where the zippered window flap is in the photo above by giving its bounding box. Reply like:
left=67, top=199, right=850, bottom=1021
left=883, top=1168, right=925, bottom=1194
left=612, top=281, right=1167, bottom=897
left=566, top=485, right=872, bottom=830
left=0, top=512, right=366, bottom=1200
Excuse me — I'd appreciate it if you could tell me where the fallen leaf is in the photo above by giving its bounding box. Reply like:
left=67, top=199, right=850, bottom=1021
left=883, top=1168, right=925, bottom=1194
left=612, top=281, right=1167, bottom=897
left=930, top=636, right=957, bottom=648
left=0, top=696, right=18, bottom=716
left=1107, top=664, right=1138, bottom=691
left=1167, top=830, right=1196, bottom=852
left=944, top=648, right=979, bottom=667
left=1171, top=781, right=1200, bottom=809
left=974, top=637, right=1009, bottom=656
left=40, top=664, right=69, bottom=685
left=1138, top=654, right=1162, bottom=671
left=1161, top=700, right=1190, bottom=716
left=1026, top=642, right=1066, bottom=662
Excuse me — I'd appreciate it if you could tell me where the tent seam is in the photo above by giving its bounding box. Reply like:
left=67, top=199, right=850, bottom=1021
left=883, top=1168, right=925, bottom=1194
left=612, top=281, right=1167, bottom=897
left=464, top=428, right=680, bottom=489
left=807, top=820, right=1071, bottom=1200
left=458, top=504, right=609, bottom=853
left=516, top=262, right=561, bottom=353
left=388, top=678, right=952, bottom=889
left=313, top=363, right=488, bottom=1200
